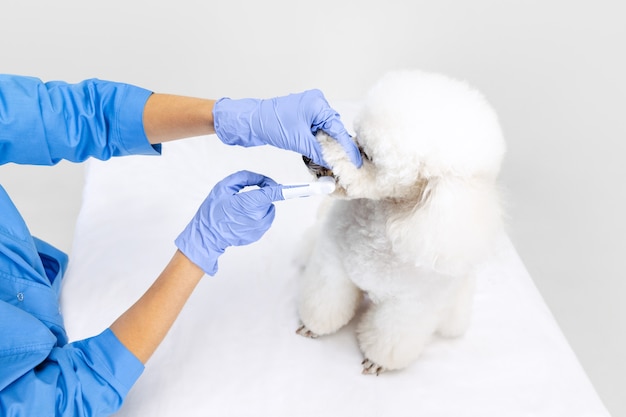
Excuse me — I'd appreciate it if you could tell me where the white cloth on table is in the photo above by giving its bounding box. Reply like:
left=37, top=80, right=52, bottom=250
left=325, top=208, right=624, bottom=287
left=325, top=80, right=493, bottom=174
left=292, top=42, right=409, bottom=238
left=62, top=103, right=609, bottom=417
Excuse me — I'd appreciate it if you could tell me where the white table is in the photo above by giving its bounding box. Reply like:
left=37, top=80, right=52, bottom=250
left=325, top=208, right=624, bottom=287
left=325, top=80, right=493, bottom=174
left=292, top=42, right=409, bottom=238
left=62, top=104, right=609, bottom=417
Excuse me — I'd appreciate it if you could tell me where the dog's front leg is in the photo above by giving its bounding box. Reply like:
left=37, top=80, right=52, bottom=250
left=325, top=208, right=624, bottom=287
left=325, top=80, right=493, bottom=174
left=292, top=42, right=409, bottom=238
left=297, top=238, right=362, bottom=337
left=356, top=297, right=440, bottom=373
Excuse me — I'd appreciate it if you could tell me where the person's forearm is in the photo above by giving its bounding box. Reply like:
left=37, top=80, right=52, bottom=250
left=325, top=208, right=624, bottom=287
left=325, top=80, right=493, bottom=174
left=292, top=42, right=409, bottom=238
left=143, top=93, right=216, bottom=144
left=110, top=250, right=204, bottom=364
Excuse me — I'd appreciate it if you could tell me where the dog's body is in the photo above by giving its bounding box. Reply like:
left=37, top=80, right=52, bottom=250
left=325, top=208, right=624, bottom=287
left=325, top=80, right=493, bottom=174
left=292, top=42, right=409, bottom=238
left=297, top=70, right=506, bottom=374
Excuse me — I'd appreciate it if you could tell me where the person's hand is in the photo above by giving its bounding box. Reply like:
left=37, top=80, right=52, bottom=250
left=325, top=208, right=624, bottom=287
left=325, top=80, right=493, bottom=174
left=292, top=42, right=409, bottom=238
left=212, top=89, right=363, bottom=168
left=175, top=170, right=284, bottom=275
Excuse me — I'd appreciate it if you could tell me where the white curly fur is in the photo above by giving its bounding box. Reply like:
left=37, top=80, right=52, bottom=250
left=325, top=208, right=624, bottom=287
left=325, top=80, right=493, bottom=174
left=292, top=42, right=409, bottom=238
left=297, top=70, right=506, bottom=372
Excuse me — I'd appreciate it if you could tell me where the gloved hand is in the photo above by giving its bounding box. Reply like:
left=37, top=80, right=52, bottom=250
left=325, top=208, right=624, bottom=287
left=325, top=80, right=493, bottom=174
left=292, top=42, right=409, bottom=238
left=213, top=89, right=363, bottom=168
left=175, top=170, right=284, bottom=276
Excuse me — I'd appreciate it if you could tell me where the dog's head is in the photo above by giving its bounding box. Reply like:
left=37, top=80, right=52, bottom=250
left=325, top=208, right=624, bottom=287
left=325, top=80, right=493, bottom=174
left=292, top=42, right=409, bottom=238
left=305, top=70, right=506, bottom=274
left=305, top=70, right=505, bottom=201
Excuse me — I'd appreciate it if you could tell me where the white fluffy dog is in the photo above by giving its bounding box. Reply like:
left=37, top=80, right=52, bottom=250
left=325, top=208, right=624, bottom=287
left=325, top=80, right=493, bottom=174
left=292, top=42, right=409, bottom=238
left=296, top=70, right=506, bottom=375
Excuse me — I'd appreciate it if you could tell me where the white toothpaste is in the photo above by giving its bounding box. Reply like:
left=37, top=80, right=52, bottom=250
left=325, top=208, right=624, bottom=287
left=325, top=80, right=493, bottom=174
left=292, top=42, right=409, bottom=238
left=281, top=176, right=336, bottom=199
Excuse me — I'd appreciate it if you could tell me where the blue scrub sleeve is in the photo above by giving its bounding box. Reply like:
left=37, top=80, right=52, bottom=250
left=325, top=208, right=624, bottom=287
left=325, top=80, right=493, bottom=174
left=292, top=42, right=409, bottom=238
left=0, top=328, right=144, bottom=417
left=0, top=301, right=57, bottom=392
left=1, top=184, right=144, bottom=416
left=0, top=75, right=160, bottom=165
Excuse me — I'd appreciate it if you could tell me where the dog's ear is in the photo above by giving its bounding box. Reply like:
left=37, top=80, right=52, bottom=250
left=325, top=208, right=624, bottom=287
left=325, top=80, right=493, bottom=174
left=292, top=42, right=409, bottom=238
left=386, top=177, right=503, bottom=275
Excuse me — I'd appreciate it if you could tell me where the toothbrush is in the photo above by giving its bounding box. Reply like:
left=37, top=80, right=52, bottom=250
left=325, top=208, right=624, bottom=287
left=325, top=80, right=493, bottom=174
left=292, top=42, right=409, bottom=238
left=281, top=176, right=336, bottom=199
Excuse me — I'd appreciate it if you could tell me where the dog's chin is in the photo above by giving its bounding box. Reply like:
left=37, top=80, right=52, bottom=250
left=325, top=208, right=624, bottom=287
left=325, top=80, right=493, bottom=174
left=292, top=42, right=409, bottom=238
left=328, top=184, right=350, bottom=199
left=340, top=179, right=429, bottom=203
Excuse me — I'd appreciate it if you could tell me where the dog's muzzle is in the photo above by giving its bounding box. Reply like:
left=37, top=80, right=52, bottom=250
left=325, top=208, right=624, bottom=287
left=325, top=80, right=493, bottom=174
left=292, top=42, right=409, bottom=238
left=302, top=156, right=335, bottom=179
left=301, top=143, right=370, bottom=178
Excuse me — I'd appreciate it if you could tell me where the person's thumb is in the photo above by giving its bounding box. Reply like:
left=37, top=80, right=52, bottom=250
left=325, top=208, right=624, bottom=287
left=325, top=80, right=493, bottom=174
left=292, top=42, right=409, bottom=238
left=236, top=184, right=285, bottom=209
left=256, top=184, right=286, bottom=203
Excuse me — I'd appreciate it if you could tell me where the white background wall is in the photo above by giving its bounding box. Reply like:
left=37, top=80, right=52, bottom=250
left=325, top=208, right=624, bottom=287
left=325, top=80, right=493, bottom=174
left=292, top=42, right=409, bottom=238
left=1, top=0, right=624, bottom=415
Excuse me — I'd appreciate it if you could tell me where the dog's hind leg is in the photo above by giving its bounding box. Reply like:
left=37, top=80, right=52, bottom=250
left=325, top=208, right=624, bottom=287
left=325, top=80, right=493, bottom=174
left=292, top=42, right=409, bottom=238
left=297, top=239, right=362, bottom=337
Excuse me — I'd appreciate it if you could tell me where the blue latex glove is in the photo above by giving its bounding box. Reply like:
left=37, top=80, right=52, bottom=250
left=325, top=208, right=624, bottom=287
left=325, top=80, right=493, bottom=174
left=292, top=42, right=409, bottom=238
left=213, top=89, right=363, bottom=168
left=175, top=171, right=285, bottom=276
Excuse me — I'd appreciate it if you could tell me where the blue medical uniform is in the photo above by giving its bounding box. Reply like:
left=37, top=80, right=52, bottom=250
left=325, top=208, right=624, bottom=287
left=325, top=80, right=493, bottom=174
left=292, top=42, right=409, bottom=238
left=0, top=75, right=161, bottom=416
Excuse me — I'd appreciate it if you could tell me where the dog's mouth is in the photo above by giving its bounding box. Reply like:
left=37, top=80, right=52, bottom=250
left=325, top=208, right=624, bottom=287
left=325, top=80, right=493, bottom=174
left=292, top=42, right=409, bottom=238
left=302, top=155, right=335, bottom=179
left=301, top=142, right=371, bottom=179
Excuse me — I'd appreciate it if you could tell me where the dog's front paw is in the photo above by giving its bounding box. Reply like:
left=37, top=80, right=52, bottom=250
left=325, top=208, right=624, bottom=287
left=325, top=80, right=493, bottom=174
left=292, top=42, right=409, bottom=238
left=296, top=323, right=319, bottom=339
left=361, top=358, right=385, bottom=376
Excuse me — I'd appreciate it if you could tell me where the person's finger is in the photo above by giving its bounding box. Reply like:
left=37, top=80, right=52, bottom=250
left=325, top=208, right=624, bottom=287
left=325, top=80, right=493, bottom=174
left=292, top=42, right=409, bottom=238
left=217, top=170, right=277, bottom=195
left=307, top=94, right=362, bottom=168
left=300, top=132, right=329, bottom=168
left=260, top=184, right=286, bottom=202
left=319, top=118, right=363, bottom=168
left=237, top=184, right=285, bottom=208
